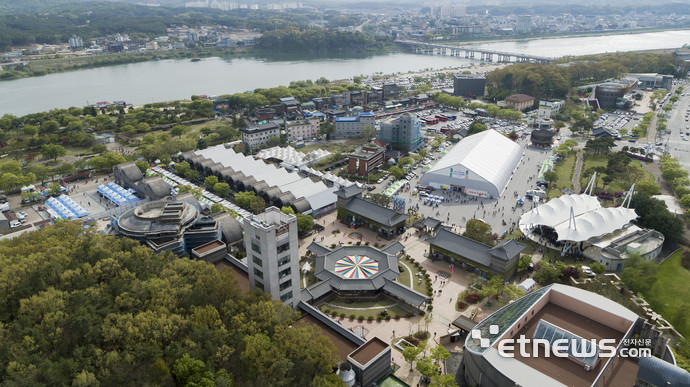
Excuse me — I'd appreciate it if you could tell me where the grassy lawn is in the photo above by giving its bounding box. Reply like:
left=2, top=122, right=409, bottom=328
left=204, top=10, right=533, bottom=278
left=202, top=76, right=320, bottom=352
left=644, top=249, right=690, bottom=337
left=325, top=296, right=398, bottom=309
left=579, top=154, right=655, bottom=195
left=319, top=302, right=410, bottom=320
left=397, top=256, right=431, bottom=294
left=547, top=152, right=576, bottom=199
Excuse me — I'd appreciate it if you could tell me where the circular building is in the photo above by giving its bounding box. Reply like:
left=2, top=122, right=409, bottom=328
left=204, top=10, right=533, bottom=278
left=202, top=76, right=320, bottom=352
left=116, top=199, right=220, bottom=256
left=418, top=129, right=522, bottom=198
left=530, top=129, right=556, bottom=148
left=303, top=243, right=429, bottom=309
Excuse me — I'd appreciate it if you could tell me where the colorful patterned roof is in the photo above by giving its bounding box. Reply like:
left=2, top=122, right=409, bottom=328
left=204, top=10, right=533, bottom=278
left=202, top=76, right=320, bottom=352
left=334, top=255, right=379, bottom=279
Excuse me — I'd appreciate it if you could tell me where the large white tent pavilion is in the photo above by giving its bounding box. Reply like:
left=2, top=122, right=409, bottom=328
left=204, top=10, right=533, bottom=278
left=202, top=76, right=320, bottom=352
left=418, top=129, right=523, bottom=198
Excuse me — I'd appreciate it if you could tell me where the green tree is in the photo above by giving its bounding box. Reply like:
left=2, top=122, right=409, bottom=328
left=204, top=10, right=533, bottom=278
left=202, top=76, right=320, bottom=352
left=635, top=181, right=660, bottom=196
left=250, top=196, right=266, bottom=214
left=213, top=183, right=231, bottom=198
left=416, top=357, right=436, bottom=382
left=296, top=213, right=314, bottom=234
left=518, top=254, right=532, bottom=272
left=468, top=120, right=488, bottom=135
left=172, top=354, right=215, bottom=387
left=210, top=203, right=225, bottom=213
left=267, top=136, right=282, bottom=147
left=235, top=191, right=256, bottom=209
left=362, top=125, right=377, bottom=141
left=40, top=120, right=60, bottom=134
left=534, top=263, right=561, bottom=285
left=398, top=157, right=414, bottom=168
left=135, top=160, right=149, bottom=173
left=430, top=345, right=451, bottom=364
left=462, top=219, right=494, bottom=246
left=543, top=170, right=558, bottom=185
left=281, top=206, right=295, bottom=215
left=590, top=262, right=606, bottom=274
left=620, top=253, right=657, bottom=293
left=402, top=344, right=423, bottom=369
left=41, top=144, right=66, bottom=161
left=205, top=175, right=219, bottom=190
left=185, top=169, right=199, bottom=180
left=175, top=161, right=192, bottom=176
left=319, top=121, right=335, bottom=140
left=430, top=374, right=458, bottom=387
left=389, top=166, right=405, bottom=179
left=91, top=144, right=107, bottom=154
left=171, top=124, right=188, bottom=138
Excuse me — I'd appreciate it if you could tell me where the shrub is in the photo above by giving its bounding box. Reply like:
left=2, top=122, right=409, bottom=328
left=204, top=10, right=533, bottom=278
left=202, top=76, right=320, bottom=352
left=427, top=305, right=433, bottom=312
left=367, top=316, right=374, bottom=322
left=376, top=316, right=382, bottom=322
left=324, top=309, right=330, bottom=314
left=350, top=314, right=356, bottom=320
left=406, top=312, right=413, bottom=318
left=457, top=301, right=468, bottom=309
left=340, top=313, right=346, bottom=319
left=419, top=310, right=426, bottom=316
left=374, top=243, right=380, bottom=247
left=348, top=241, right=352, bottom=244
left=331, top=311, right=337, bottom=317
left=365, top=241, right=370, bottom=245
left=358, top=315, right=365, bottom=321
left=404, top=336, right=420, bottom=346
left=331, top=244, right=337, bottom=248
left=413, top=331, right=430, bottom=340
left=394, top=314, right=401, bottom=320
left=465, top=293, right=482, bottom=303
left=682, top=249, right=690, bottom=269
left=356, top=241, right=362, bottom=245
left=385, top=315, right=391, bottom=321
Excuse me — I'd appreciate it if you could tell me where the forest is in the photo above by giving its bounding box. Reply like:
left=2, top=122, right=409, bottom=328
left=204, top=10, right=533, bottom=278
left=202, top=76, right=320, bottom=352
left=0, top=2, right=311, bottom=51
left=257, top=27, right=391, bottom=53
left=0, top=221, right=342, bottom=386
left=485, top=51, right=687, bottom=101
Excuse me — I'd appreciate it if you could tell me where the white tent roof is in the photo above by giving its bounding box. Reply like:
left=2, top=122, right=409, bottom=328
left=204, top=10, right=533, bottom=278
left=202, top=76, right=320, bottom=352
left=519, top=194, right=601, bottom=228
left=519, top=194, right=638, bottom=242
left=426, top=129, right=522, bottom=194
left=255, top=145, right=331, bottom=168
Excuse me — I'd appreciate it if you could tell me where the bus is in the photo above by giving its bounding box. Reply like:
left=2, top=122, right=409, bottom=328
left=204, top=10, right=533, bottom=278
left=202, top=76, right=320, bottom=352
left=435, top=115, right=449, bottom=122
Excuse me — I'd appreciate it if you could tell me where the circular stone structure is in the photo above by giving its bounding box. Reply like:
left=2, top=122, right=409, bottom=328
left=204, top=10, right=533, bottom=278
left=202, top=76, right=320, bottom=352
left=335, top=255, right=379, bottom=279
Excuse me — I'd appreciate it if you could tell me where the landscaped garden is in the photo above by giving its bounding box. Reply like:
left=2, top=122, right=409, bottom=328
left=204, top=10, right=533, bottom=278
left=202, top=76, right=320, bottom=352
left=396, top=254, right=434, bottom=298
left=643, top=248, right=690, bottom=337
left=319, top=295, right=412, bottom=322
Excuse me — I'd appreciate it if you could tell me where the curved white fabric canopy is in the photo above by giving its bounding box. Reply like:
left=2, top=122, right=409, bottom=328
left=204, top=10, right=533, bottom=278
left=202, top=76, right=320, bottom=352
left=519, top=194, right=601, bottom=228
left=519, top=194, right=638, bottom=242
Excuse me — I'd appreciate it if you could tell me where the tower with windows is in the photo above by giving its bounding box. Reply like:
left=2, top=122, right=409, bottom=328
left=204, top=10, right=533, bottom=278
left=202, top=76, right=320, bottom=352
left=244, top=207, right=300, bottom=308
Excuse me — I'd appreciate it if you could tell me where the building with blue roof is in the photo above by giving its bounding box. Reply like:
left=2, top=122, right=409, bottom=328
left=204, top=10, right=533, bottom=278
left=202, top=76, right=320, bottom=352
left=334, top=112, right=376, bottom=139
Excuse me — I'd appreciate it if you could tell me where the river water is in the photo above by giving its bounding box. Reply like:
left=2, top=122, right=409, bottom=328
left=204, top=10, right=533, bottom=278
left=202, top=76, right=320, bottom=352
left=2, top=29, right=690, bottom=117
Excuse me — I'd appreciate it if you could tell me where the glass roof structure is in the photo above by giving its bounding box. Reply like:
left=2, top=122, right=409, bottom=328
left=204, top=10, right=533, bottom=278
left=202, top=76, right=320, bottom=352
left=533, top=320, right=599, bottom=367
left=466, top=285, right=552, bottom=353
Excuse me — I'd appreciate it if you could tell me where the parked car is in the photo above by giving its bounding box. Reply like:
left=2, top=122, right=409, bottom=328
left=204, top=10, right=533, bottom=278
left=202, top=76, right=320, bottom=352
left=9, top=220, right=21, bottom=228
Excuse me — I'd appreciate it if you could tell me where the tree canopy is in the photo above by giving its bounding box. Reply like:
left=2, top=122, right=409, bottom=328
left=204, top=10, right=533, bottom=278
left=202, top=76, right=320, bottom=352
left=462, top=219, right=494, bottom=246
left=0, top=221, right=339, bottom=386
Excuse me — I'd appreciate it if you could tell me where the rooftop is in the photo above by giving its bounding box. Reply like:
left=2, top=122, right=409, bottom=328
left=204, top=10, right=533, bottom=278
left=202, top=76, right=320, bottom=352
left=349, top=337, right=389, bottom=366
left=341, top=197, right=409, bottom=227
left=426, top=228, right=525, bottom=267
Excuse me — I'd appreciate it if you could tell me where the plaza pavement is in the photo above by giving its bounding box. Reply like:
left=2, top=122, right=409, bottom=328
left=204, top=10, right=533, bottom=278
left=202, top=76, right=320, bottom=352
left=299, top=209, right=542, bottom=385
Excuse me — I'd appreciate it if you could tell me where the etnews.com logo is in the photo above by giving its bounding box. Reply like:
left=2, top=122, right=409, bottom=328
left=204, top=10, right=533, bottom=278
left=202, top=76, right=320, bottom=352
left=472, top=325, right=653, bottom=359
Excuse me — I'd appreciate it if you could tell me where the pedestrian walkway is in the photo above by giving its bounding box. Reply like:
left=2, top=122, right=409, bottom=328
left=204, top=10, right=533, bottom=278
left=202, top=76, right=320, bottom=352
left=572, top=151, right=583, bottom=193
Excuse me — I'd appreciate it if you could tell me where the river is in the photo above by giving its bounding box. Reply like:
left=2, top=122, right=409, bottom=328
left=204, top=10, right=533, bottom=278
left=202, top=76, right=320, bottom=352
left=3, top=29, right=690, bottom=117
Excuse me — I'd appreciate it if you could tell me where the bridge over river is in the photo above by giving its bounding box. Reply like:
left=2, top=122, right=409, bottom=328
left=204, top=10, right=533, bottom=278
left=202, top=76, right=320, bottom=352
left=395, top=40, right=552, bottom=64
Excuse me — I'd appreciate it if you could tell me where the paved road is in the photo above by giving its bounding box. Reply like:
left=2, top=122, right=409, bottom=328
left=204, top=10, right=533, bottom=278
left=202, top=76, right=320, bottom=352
left=660, top=82, right=690, bottom=171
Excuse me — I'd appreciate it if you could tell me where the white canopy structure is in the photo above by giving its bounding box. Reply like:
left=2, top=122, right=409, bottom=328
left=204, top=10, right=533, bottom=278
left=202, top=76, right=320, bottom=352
left=519, top=193, right=638, bottom=242
left=256, top=146, right=331, bottom=168
left=419, top=129, right=522, bottom=198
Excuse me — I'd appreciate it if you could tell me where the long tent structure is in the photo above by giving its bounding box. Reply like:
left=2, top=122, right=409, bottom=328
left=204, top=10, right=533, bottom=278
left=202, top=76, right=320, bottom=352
left=180, top=144, right=342, bottom=217
left=418, top=129, right=522, bottom=198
